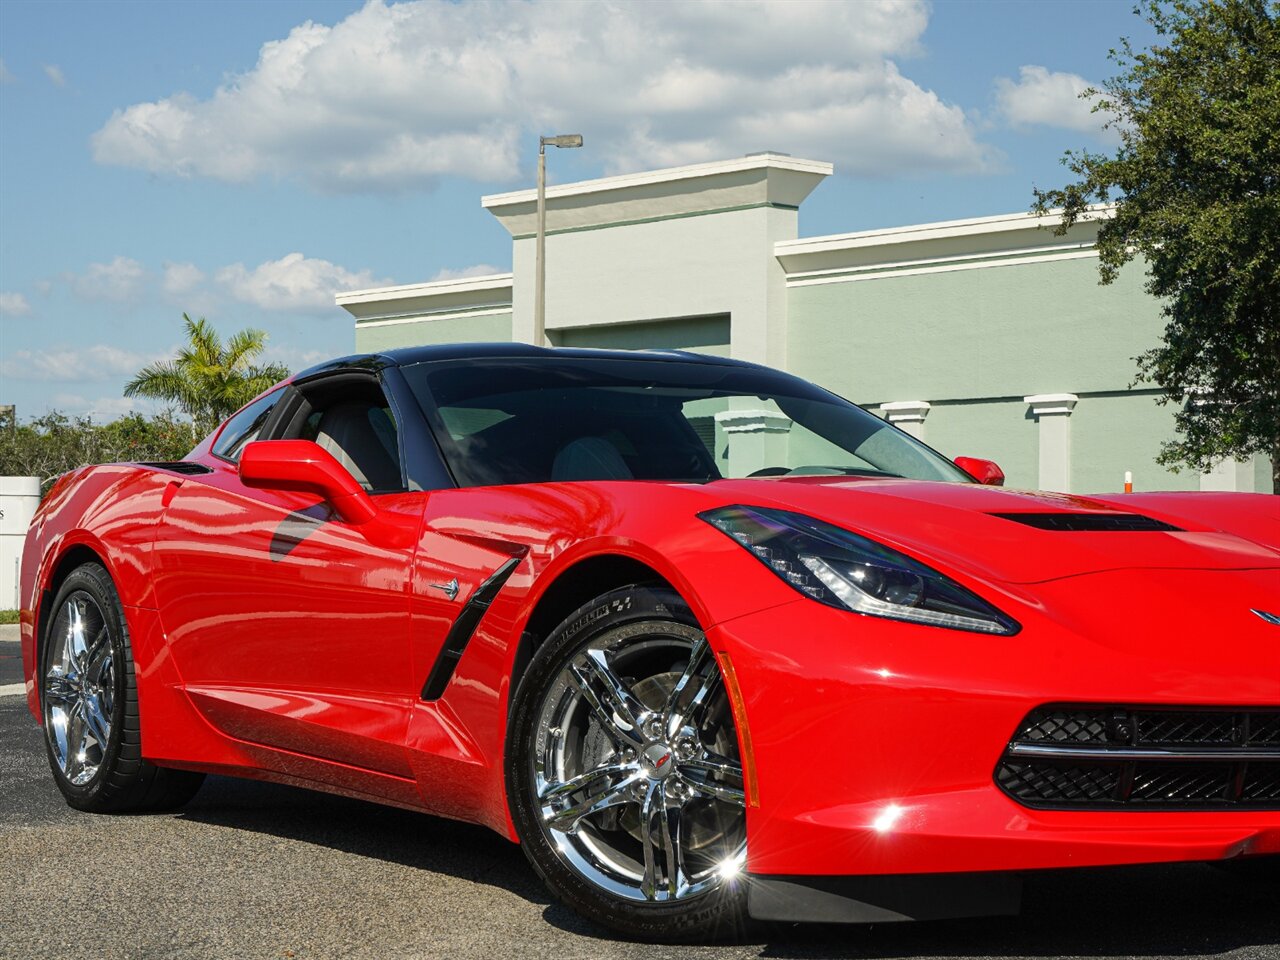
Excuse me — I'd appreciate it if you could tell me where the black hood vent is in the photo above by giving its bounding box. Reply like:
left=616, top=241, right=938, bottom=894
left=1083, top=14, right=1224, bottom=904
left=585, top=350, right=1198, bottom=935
left=991, top=512, right=1182, bottom=532
left=137, top=461, right=213, bottom=476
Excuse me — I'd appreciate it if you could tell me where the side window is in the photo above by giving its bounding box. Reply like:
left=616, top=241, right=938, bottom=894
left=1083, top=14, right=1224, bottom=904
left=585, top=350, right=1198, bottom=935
left=295, top=386, right=404, bottom=494
left=211, top=390, right=281, bottom=463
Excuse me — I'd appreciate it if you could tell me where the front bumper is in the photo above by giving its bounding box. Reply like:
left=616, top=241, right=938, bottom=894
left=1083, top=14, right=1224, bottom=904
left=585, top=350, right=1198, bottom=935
left=710, top=567, right=1280, bottom=879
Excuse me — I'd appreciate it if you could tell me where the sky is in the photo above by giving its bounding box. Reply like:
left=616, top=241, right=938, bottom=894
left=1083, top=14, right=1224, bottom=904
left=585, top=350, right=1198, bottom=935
left=0, top=0, right=1155, bottom=421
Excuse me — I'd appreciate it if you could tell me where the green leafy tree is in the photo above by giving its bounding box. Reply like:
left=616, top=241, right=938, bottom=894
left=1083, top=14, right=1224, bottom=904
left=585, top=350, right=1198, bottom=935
left=1033, top=0, right=1279, bottom=492
left=98, top=412, right=195, bottom=464
left=124, top=314, right=289, bottom=437
left=0, top=411, right=194, bottom=493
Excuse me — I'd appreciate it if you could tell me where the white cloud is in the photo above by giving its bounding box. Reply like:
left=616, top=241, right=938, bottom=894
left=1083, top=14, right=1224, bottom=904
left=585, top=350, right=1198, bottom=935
left=0, top=291, right=31, bottom=316
left=0, top=344, right=162, bottom=383
left=162, top=261, right=205, bottom=296
left=91, top=0, right=994, bottom=192
left=161, top=260, right=217, bottom=313
left=994, top=65, right=1116, bottom=139
left=429, top=263, right=505, bottom=282
left=50, top=253, right=377, bottom=315
left=261, top=344, right=328, bottom=371
left=43, top=64, right=66, bottom=87
left=68, top=256, right=147, bottom=303
left=216, top=252, right=388, bottom=310
left=48, top=393, right=164, bottom=419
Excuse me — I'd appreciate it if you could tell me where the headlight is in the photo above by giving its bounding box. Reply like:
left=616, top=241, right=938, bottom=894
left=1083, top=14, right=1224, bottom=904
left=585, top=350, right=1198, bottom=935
left=700, top=505, right=1019, bottom=635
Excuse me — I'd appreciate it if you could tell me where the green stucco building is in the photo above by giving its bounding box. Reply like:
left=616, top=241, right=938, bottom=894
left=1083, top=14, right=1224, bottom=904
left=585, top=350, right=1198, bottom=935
left=337, top=153, right=1271, bottom=494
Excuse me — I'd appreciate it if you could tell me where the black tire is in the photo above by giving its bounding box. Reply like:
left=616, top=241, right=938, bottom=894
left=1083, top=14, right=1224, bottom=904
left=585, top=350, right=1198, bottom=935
left=40, top=562, right=205, bottom=813
left=506, top=584, right=751, bottom=943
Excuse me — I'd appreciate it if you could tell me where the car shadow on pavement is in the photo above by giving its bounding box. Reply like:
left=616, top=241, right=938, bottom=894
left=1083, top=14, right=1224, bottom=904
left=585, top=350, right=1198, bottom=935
left=741, top=859, right=1280, bottom=958
left=180, top=776, right=1279, bottom=957
left=762, top=863, right=1278, bottom=958
left=177, top=774, right=554, bottom=907
left=542, top=860, right=1280, bottom=956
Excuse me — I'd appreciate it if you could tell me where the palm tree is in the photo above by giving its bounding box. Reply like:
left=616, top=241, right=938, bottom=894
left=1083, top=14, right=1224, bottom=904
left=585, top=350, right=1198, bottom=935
left=124, top=315, right=290, bottom=437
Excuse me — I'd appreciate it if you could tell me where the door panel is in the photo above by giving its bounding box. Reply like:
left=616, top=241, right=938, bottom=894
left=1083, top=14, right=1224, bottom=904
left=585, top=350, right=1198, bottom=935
left=152, top=461, right=424, bottom=776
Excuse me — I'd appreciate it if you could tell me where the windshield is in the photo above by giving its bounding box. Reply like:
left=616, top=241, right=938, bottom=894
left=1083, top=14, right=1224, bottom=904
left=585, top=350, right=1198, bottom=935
left=401, top=357, right=972, bottom=487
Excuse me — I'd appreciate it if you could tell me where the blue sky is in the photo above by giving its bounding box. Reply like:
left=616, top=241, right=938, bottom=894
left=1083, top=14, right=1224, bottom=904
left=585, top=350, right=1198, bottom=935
left=0, top=0, right=1153, bottom=420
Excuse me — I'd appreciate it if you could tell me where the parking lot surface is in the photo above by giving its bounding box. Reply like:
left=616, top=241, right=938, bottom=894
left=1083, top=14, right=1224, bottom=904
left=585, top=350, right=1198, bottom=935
left=2, top=625, right=1277, bottom=960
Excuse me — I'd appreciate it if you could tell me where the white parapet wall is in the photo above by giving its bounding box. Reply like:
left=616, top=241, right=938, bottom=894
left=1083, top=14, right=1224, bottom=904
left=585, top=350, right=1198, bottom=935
left=334, top=150, right=1273, bottom=494
left=481, top=152, right=831, bottom=367
left=1, top=477, right=40, bottom=611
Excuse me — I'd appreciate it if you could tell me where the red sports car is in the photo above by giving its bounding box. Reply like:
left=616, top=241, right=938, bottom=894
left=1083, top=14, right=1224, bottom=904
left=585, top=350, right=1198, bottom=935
left=17, top=345, right=1280, bottom=940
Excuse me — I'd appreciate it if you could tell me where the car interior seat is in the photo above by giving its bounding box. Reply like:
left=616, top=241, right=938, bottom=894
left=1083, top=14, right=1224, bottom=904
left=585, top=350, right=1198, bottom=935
left=551, top=436, right=634, bottom=482
left=313, top=403, right=402, bottom=492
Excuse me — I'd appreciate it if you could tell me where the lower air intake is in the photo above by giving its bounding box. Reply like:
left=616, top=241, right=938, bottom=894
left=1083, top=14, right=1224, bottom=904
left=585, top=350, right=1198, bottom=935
left=995, top=705, right=1280, bottom=810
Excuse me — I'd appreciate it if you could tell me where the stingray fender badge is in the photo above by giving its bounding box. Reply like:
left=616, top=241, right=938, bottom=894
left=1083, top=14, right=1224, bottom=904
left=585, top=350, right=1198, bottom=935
left=1252, top=609, right=1280, bottom=626
left=428, top=578, right=460, bottom=601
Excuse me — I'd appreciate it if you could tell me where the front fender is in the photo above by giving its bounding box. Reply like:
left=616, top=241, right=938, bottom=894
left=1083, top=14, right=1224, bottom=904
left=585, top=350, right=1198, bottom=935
left=403, top=481, right=803, bottom=837
left=20, top=465, right=176, bottom=719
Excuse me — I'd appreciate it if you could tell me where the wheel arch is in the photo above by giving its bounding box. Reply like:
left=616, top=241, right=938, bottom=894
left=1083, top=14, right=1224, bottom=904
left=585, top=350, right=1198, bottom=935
left=499, top=549, right=753, bottom=932
left=509, top=553, right=685, bottom=712
left=33, top=540, right=113, bottom=697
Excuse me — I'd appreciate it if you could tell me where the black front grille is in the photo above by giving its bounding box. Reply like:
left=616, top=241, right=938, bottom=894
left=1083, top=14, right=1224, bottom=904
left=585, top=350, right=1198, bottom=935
left=1250, top=713, right=1280, bottom=746
left=1137, top=711, right=1236, bottom=745
left=996, top=705, right=1280, bottom=810
left=1242, top=764, right=1280, bottom=802
left=1127, top=764, right=1233, bottom=804
left=998, top=762, right=1121, bottom=804
left=1019, top=710, right=1109, bottom=744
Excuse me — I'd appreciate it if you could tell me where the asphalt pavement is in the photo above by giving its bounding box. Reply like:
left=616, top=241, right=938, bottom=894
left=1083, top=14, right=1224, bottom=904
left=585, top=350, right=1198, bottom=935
left=1, top=623, right=1277, bottom=960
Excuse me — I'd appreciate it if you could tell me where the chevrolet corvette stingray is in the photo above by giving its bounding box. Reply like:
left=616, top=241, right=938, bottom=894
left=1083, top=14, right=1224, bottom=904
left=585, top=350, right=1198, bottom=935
left=17, top=344, right=1280, bottom=940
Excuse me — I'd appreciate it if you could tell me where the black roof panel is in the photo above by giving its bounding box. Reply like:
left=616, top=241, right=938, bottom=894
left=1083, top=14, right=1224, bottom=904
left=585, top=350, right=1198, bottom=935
left=294, top=342, right=760, bottom=381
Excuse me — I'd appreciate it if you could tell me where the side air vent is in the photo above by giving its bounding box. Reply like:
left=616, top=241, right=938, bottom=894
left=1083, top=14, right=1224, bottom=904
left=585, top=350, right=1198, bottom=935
left=990, top=512, right=1182, bottom=532
left=421, top=557, right=521, bottom=701
left=138, top=461, right=213, bottom=476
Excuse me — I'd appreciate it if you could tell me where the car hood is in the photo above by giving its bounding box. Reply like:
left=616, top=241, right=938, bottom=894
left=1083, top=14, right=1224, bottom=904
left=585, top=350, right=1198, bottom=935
left=700, top=477, right=1280, bottom=585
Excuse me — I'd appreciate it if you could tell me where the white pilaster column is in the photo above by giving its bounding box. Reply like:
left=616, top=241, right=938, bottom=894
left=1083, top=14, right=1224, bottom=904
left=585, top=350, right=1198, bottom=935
left=1200, top=456, right=1256, bottom=492
left=0, top=476, right=41, bottom=610
left=1185, top=390, right=1259, bottom=492
left=714, top=409, right=792, bottom=477
left=1025, top=393, right=1078, bottom=492
left=878, top=400, right=931, bottom=440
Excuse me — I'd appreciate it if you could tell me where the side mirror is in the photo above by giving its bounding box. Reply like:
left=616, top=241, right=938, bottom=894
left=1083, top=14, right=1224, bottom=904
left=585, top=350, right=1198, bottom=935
left=954, top=456, right=1006, bottom=487
left=238, top=440, right=378, bottom=524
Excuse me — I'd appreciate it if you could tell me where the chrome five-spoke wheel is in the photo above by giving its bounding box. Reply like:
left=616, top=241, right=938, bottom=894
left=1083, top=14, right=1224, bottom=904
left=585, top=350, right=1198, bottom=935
left=509, top=585, right=752, bottom=939
left=531, top=621, right=747, bottom=905
left=44, top=592, right=116, bottom=785
left=40, top=561, right=205, bottom=813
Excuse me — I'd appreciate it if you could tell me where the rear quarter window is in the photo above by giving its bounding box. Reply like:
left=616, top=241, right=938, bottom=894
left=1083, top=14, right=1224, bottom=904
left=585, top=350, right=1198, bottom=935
left=211, top=390, right=281, bottom=462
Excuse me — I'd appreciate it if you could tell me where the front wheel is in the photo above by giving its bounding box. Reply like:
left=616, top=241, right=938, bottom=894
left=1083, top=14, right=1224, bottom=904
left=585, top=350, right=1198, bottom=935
left=506, top=585, right=751, bottom=942
left=40, top=562, right=205, bottom=812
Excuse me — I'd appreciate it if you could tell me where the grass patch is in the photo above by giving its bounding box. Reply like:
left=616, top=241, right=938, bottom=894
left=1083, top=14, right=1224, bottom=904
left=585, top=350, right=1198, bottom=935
left=0, top=610, right=19, bottom=625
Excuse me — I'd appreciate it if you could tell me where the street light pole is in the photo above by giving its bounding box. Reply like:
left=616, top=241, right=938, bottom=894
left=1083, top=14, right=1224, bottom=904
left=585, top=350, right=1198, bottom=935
left=534, top=134, right=582, bottom=347
left=534, top=142, right=547, bottom=347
